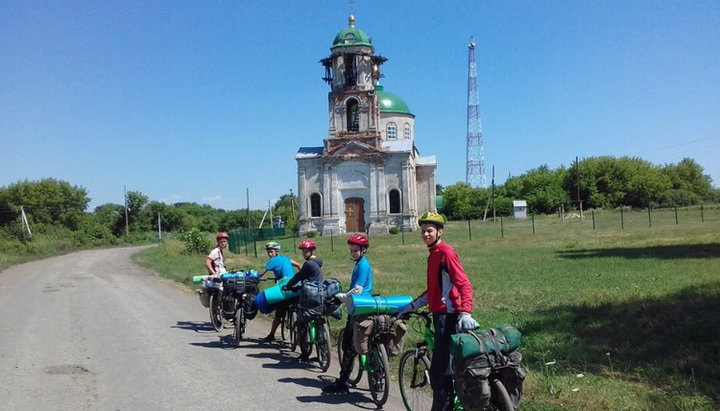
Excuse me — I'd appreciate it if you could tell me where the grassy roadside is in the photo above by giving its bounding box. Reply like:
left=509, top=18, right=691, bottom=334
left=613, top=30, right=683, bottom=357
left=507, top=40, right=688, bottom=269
left=135, top=213, right=719, bottom=410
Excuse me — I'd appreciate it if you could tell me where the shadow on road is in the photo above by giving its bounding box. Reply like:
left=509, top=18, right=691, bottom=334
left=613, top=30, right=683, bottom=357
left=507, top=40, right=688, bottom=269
left=172, top=320, right=216, bottom=333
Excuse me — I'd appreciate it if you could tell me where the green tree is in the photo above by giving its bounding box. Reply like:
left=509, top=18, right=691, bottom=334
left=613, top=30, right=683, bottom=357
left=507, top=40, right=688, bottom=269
left=503, top=165, right=569, bottom=214
left=0, top=178, right=89, bottom=227
left=272, top=193, right=299, bottom=233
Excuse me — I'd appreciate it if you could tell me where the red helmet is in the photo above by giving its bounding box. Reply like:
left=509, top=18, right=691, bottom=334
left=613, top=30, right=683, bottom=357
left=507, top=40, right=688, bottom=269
left=216, top=232, right=229, bottom=240
left=298, top=240, right=316, bottom=250
left=347, top=233, right=369, bottom=247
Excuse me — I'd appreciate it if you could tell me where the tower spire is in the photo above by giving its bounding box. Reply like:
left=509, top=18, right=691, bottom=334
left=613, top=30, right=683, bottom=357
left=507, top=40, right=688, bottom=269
left=466, top=37, right=486, bottom=188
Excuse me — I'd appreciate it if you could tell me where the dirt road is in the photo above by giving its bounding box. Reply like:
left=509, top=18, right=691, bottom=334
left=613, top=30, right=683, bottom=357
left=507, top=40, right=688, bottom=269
left=0, top=246, right=406, bottom=410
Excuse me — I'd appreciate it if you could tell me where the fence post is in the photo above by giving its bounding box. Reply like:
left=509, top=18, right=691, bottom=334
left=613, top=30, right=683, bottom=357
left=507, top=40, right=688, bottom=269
left=330, top=230, right=334, bottom=252
left=500, top=217, right=504, bottom=238
left=253, top=233, right=258, bottom=258
left=531, top=214, right=536, bottom=234
left=647, top=207, right=652, bottom=228
left=701, top=204, right=705, bottom=222
left=592, top=210, right=596, bottom=230
left=675, top=206, right=679, bottom=225
left=620, top=208, right=624, bottom=230
left=467, top=220, right=472, bottom=241
left=401, top=217, right=405, bottom=246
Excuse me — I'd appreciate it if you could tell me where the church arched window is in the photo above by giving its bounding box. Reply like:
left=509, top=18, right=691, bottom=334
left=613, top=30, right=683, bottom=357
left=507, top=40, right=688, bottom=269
left=404, top=123, right=411, bottom=140
left=388, top=189, right=401, bottom=214
left=346, top=99, right=360, bottom=132
left=310, top=193, right=322, bottom=217
left=387, top=122, right=397, bottom=140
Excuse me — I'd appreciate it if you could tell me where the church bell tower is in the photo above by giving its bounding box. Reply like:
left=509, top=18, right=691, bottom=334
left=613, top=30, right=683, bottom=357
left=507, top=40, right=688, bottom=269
left=320, top=15, right=387, bottom=154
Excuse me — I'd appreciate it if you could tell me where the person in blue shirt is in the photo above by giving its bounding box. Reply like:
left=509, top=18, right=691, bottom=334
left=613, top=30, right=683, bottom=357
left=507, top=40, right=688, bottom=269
left=322, top=233, right=374, bottom=395
left=259, top=241, right=300, bottom=343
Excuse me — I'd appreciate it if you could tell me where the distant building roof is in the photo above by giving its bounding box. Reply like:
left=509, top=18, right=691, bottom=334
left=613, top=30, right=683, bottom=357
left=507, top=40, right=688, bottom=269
left=296, top=146, right=324, bottom=159
left=513, top=200, right=527, bottom=207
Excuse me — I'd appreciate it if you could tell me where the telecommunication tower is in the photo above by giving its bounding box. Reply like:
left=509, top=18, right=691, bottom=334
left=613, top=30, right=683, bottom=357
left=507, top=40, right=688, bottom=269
left=466, top=37, right=486, bottom=188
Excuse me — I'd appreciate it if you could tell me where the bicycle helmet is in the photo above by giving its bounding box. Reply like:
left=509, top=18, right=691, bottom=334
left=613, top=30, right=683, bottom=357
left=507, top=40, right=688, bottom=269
left=347, top=233, right=369, bottom=247
left=265, top=241, right=281, bottom=250
left=418, top=212, right=446, bottom=228
left=298, top=240, right=316, bottom=250
left=216, top=232, right=229, bottom=240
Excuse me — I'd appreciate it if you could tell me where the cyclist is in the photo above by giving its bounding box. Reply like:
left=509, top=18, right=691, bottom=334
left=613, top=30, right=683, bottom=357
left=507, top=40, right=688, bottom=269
left=282, top=240, right=324, bottom=361
left=396, top=212, right=478, bottom=411
left=198, top=232, right=230, bottom=305
left=322, top=233, right=374, bottom=395
left=259, top=241, right=301, bottom=343
left=205, top=232, right=229, bottom=276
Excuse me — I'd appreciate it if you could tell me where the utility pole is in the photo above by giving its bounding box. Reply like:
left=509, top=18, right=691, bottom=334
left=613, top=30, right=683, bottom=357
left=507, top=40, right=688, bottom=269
left=124, top=186, right=129, bottom=237
left=576, top=156, right=584, bottom=221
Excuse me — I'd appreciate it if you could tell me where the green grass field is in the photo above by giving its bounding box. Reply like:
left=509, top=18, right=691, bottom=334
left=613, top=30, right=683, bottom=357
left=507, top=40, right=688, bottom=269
left=134, top=208, right=720, bottom=410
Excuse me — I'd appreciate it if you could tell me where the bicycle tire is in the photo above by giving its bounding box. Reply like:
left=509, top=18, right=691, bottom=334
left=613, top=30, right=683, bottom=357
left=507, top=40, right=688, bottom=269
left=279, top=311, right=288, bottom=341
left=316, top=320, right=331, bottom=372
left=289, top=310, right=298, bottom=352
left=337, top=327, right=363, bottom=386
left=368, top=343, right=390, bottom=407
left=491, top=377, right=514, bottom=411
left=298, top=321, right=313, bottom=359
left=398, top=348, right=433, bottom=411
left=234, top=305, right=244, bottom=346
left=208, top=292, right=223, bottom=332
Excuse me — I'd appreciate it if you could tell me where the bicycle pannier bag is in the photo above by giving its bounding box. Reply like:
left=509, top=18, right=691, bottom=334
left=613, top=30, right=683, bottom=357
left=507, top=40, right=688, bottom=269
left=353, top=315, right=374, bottom=354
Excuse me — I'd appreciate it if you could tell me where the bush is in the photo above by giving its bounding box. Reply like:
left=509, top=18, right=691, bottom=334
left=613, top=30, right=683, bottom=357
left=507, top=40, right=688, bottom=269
left=389, top=227, right=400, bottom=235
left=180, top=228, right=211, bottom=254
left=306, top=231, right=317, bottom=238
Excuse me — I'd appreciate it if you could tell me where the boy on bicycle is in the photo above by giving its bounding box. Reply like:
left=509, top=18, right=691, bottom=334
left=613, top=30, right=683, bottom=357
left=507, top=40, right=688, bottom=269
left=282, top=240, right=324, bottom=361
left=259, top=241, right=301, bottom=343
left=322, top=233, right=374, bottom=395
left=198, top=232, right=230, bottom=305
left=396, top=213, right=478, bottom=411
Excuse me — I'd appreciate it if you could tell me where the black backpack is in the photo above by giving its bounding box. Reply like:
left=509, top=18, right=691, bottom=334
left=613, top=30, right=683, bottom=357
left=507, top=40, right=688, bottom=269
left=452, top=327, right=527, bottom=410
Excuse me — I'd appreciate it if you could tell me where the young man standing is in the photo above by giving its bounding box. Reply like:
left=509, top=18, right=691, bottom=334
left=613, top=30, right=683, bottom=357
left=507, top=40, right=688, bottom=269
left=282, top=240, right=324, bottom=361
left=322, top=233, right=374, bottom=395
left=259, top=241, right=301, bottom=343
left=397, top=213, right=477, bottom=411
left=205, top=232, right=229, bottom=276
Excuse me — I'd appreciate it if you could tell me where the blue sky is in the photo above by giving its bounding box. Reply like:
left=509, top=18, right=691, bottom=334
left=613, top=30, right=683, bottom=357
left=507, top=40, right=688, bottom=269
left=1, top=1, right=718, bottom=211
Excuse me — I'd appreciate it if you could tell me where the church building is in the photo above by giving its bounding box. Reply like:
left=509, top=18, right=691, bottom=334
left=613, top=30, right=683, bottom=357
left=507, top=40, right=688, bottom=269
left=296, top=16, right=437, bottom=236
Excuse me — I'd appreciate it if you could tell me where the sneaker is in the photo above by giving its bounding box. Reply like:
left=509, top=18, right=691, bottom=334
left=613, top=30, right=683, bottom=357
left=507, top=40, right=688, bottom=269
left=261, top=335, right=275, bottom=343
left=322, top=381, right=349, bottom=395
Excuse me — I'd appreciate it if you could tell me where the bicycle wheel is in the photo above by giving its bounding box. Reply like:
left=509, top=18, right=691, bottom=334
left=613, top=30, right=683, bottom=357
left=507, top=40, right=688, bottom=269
left=337, top=327, right=363, bottom=385
left=298, top=320, right=313, bottom=359
left=367, top=343, right=390, bottom=407
left=208, top=292, right=223, bottom=332
left=289, top=310, right=298, bottom=352
left=315, top=320, right=331, bottom=372
left=490, top=377, right=514, bottom=411
left=279, top=311, right=288, bottom=341
left=234, top=305, right=244, bottom=346
left=398, top=348, right=433, bottom=411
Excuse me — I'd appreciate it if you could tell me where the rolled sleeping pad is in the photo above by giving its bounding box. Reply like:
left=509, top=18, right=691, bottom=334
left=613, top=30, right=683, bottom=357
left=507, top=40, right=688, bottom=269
left=254, top=291, right=274, bottom=314
left=192, top=270, right=261, bottom=284
left=347, top=294, right=413, bottom=315
left=263, top=277, right=301, bottom=305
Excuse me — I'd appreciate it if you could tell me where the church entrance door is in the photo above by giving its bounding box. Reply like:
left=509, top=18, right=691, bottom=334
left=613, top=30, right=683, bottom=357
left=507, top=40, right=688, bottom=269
left=344, top=198, right=365, bottom=232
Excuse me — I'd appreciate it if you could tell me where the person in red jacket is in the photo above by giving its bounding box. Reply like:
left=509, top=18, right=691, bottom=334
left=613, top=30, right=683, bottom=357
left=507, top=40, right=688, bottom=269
left=396, top=212, right=477, bottom=411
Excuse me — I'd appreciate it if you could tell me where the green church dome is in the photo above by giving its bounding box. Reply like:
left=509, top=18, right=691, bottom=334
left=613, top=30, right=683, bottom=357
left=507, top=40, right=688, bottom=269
left=376, top=85, right=412, bottom=115
left=332, top=15, right=373, bottom=48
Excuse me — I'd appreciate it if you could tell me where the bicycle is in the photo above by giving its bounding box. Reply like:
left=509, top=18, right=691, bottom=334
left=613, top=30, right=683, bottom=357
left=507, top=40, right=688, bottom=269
left=204, top=271, right=262, bottom=346
left=398, top=311, right=514, bottom=411
left=295, top=301, right=332, bottom=372
left=336, top=314, right=392, bottom=407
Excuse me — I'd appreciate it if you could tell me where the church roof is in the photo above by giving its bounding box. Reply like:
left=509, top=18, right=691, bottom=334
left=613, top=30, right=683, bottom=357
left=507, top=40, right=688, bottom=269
left=376, top=85, right=412, bottom=115
left=296, top=146, right=324, bottom=159
left=332, top=15, right=373, bottom=48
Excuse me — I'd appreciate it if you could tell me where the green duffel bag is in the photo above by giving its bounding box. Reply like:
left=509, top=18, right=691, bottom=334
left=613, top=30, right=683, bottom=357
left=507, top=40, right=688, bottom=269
left=451, top=324, right=521, bottom=360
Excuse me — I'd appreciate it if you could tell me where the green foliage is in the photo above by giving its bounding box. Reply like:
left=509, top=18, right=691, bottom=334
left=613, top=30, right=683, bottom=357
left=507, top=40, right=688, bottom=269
left=442, top=182, right=488, bottom=220
left=504, top=165, right=570, bottom=214
left=0, top=178, right=89, bottom=226
left=272, top=193, right=299, bottom=234
left=389, top=227, right=400, bottom=235
left=180, top=228, right=211, bottom=254
left=306, top=231, right=317, bottom=238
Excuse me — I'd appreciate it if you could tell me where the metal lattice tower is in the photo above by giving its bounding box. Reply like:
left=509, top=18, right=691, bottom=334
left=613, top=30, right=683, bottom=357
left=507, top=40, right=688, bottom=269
left=466, top=37, right=486, bottom=188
